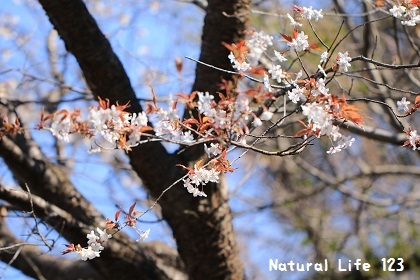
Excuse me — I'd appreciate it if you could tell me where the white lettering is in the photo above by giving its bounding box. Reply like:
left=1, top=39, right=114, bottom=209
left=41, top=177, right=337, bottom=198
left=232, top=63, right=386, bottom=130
left=269, top=259, right=278, bottom=271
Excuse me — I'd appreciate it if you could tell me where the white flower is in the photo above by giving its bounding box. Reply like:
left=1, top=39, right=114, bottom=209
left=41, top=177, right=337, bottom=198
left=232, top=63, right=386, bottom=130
left=96, top=228, right=112, bottom=243
left=401, top=7, right=420, bottom=26
left=320, top=51, right=328, bottom=64
left=184, top=166, right=220, bottom=197
left=268, top=64, right=287, bottom=83
left=247, top=30, right=273, bottom=65
left=288, top=31, right=309, bottom=53
left=327, top=135, right=355, bottom=154
left=88, top=105, right=126, bottom=144
left=86, top=230, right=99, bottom=244
left=301, top=102, right=333, bottom=136
left=207, top=168, right=220, bottom=183
left=77, top=247, right=100, bottom=261
left=390, top=5, right=406, bottom=18
left=248, top=30, right=273, bottom=51
left=274, top=50, right=287, bottom=62
left=263, top=73, right=273, bottom=92
left=408, top=130, right=420, bottom=150
left=287, top=13, right=302, bottom=27
left=397, top=97, right=411, bottom=112
left=228, top=52, right=251, bottom=71
left=183, top=178, right=194, bottom=189
left=288, top=86, right=306, bottom=103
left=89, top=242, right=104, bottom=252
left=301, top=6, right=323, bottom=21
left=137, top=228, right=150, bottom=242
left=178, top=130, right=194, bottom=143
left=260, top=111, right=273, bottom=121
left=131, top=112, right=148, bottom=127
left=336, top=51, right=351, bottom=72
left=197, top=91, right=215, bottom=116
left=204, top=143, right=221, bottom=158
left=253, top=117, right=263, bottom=127
left=198, top=190, right=207, bottom=197
left=49, top=114, right=71, bottom=142
left=311, top=78, right=329, bottom=97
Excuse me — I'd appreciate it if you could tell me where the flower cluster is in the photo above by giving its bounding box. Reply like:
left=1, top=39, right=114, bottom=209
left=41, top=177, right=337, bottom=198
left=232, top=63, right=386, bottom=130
left=204, top=143, right=222, bottom=158
left=404, top=128, right=420, bottom=150
left=246, top=30, right=273, bottom=65
left=62, top=204, right=150, bottom=260
left=299, top=6, right=324, bottom=21
left=182, top=162, right=220, bottom=197
left=62, top=228, right=112, bottom=261
left=336, top=51, right=352, bottom=72
left=390, top=4, right=419, bottom=26
left=290, top=78, right=357, bottom=153
left=287, top=31, right=309, bottom=53
left=196, top=91, right=252, bottom=135
left=227, top=29, right=274, bottom=71
left=154, top=103, right=194, bottom=144
left=40, top=98, right=152, bottom=151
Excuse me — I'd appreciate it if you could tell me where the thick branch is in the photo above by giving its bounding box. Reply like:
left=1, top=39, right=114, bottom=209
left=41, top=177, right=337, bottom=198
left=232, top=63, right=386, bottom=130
left=341, top=122, right=407, bottom=145
left=37, top=0, right=141, bottom=113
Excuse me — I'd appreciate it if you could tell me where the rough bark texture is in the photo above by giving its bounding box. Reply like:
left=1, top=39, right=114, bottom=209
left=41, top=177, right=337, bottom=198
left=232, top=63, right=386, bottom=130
left=0, top=0, right=250, bottom=279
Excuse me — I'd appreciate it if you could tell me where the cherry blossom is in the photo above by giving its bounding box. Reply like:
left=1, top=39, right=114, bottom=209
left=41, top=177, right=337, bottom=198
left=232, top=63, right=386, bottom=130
left=287, top=31, right=309, bottom=53
left=408, top=130, right=420, bottom=150
left=269, top=64, right=287, bottom=83
left=246, top=30, right=273, bottom=65
left=274, top=50, right=287, bottom=62
left=287, top=13, right=302, bottom=27
left=288, top=86, right=306, bottom=103
left=228, top=52, right=251, bottom=71
left=260, top=111, right=273, bottom=121
left=301, top=6, right=323, bottom=21
left=397, top=97, right=411, bottom=112
left=336, top=51, right=351, bottom=72
left=205, top=143, right=222, bottom=158
left=263, top=73, right=273, bottom=92
left=320, top=51, right=328, bottom=64
left=390, top=5, right=407, bottom=18
left=49, top=113, right=72, bottom=142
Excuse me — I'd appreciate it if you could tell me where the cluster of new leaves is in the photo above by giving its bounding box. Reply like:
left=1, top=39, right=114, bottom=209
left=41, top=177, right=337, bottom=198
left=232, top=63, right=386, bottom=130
left=62, top=203, right=149, bottom=261
left=0, top=116, right=22, bottom=138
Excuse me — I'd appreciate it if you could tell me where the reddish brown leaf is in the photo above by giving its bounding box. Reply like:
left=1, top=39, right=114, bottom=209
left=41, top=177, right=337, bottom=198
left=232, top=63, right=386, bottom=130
left=115, top=209, right=121, bottom=221
left=293, top=28, right=298, bottom=39
left=128, top=202, right=136, bottom=216
left=280, top=32, right=293, bottom=43
left=175, top=57, right=183, bottom=73
left=415, top=95, right=420, bottom=106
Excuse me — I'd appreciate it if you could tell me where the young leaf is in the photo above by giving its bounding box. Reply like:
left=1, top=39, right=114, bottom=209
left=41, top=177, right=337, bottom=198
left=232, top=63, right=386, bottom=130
left=115, top=209, right=121, bottom=221
left=128, top=202, right=136, bottom=216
